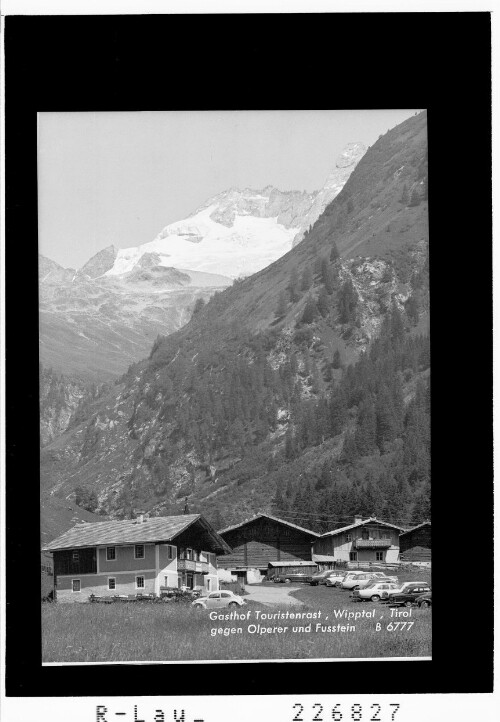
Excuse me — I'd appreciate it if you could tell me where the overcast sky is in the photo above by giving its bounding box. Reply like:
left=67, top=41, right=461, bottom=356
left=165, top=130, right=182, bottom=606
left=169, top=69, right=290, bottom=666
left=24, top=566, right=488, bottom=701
left=38, top=110, right=419, bottom=269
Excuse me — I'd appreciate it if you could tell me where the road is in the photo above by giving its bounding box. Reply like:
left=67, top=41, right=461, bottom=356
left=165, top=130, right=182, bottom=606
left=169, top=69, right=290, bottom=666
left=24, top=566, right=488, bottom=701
left=243, top=583, right=305, bottom=606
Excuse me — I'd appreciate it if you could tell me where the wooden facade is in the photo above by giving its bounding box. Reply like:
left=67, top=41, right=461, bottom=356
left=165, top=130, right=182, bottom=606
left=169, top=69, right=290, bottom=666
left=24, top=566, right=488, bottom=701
left=399, top=522, right=431, bottom=560
left=314, top=518, right=403, bottom=564
left=217, top=514, right=318, bottom=580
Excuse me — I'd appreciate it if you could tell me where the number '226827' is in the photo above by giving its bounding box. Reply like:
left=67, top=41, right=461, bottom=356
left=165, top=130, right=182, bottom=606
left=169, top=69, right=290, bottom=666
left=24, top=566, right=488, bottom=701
left=292, top=703, right=401, bottom=722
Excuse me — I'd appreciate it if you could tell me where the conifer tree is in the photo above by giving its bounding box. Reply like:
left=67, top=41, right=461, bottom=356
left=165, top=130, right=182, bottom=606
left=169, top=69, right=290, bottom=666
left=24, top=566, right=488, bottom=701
left=301, top=295, right=319, bottom=325
left=321, top=257, right=335, bottom=294
left=354, top=396, right=377, bottom=455
left=332, top=349, right=342, bottom=369
left=301, top=266, right=313, bottom=292
left=329, top=387, right=347, bottom=436
left=405, top=293, right=419, bottom=325
left=375, top=385, right=399, bottom=451
left=276, top=290, right=287, bottom=318
left=390, top=303, right=405, bottom=344
left=338, top=279, right=358, bottom=324
left=341, top=431, right=357, bottom=464
left=192, top=297, right=205, bottom=315
left=288, top=266, right=301, bottom=303
left=317, top=286, right=330, bottom=317
left=330, top=242, right=340, bottom=262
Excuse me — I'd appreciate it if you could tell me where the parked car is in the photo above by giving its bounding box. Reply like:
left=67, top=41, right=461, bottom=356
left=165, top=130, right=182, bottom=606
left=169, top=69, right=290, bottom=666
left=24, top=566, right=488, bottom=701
left=324, top=572, right=346, bottom=587
left=273, top=571, right=312, bottom=583
left=307, top=570, right=333, bottom=586
left=388, top=580, right=429, bottom=594
left=192, top=590, right=246, bottom=610
left=387, top=583, right=431, bottom=607
left=351, top=581, right=400, bottom=602
left=415, top=592, right=432, bottom=608
left=341, top=572, right=383, bottom=590
left=368, top=572, right=399, bottom=583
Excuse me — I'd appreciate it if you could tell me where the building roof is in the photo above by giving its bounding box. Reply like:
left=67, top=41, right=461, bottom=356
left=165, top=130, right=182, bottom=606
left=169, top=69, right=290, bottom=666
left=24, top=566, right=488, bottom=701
left=42, top=514, right=231, bottom=554
left=268, top=560, right=318, bottom=568
left=312, top=554, right=336, bottom=563
left=320, top=517, right=406, bottom=538
left=399, top=521, right=431, bottom=537
left=217, top=513, right=319, bottom=538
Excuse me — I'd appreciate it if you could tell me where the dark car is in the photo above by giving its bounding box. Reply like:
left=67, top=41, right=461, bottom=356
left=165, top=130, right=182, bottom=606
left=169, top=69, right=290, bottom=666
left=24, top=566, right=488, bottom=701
left=308, top=570, right=334, bottom=586
left=387, top=583, right=431, bottom=607
left=415, top=592, right=432, bottom=608
left=273, top=572, right=312, bottom=584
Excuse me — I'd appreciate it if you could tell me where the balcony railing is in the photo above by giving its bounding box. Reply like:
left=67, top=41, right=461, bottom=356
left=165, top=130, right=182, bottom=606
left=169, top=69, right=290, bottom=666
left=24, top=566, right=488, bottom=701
left=177, top=559, right=209, bottom=573
left=354, top=538, right=392, bottom=549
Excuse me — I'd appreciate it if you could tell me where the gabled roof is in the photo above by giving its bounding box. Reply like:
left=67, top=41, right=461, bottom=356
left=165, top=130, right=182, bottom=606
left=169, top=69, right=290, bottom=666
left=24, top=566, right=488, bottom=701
left=320, top=517, right=406, bottom=538
left=218, top=513, right=319, bottom=538
left=399, top=521, right=431, bottom=537
left=42, top=514, right=231, bottom=554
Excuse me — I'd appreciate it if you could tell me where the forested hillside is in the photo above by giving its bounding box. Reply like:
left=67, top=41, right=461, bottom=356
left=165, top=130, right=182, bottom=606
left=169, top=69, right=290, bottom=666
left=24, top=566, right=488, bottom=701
left=41, top=111, right=429, bottom=538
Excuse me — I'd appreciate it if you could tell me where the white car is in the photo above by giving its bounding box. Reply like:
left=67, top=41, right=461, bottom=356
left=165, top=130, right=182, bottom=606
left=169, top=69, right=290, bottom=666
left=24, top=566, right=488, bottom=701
left=324, top=572, right=346, bottom=587
left=367, top=572, right=399, bottom=583
left=353, top=581, right=401, bottom=601
left=341, top=572, right=382, bottom=590
left=192, top=590, right=246, bottom=610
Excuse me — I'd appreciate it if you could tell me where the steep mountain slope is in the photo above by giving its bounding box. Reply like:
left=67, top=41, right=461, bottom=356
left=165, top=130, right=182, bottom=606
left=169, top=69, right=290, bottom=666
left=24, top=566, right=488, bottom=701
left=40, top=366, right=110, bottom=446
left=41, top=112, right=429, bottom=534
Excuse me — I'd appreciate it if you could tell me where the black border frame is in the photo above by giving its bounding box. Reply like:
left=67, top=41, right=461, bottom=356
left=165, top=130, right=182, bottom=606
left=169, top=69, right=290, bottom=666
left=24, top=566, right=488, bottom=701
left=5, top=12, right=493, bottom=697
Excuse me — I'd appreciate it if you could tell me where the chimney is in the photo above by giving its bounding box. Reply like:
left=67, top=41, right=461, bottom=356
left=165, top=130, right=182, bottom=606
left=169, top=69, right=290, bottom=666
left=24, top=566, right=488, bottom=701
left=136, top=512, right=145, bottom=524
left=353, top=516, right=363, bottom=524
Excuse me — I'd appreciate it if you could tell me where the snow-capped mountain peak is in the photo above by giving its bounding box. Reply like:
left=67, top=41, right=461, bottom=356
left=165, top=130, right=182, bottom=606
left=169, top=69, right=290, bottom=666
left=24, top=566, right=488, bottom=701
left=99, top=141, right=366, bottom=279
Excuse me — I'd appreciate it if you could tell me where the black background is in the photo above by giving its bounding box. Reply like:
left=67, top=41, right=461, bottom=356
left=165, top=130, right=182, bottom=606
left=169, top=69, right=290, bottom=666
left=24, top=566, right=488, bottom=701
left=5, top=12, right=493, bottom=697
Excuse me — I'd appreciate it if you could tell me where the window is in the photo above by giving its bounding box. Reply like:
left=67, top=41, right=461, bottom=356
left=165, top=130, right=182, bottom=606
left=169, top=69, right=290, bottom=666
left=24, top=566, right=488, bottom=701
left=349, top=552, right=358, bottom=562
left=362, top=529, right=369, bottom=540
left=209, top=592, right=220, bottom=599
left=220, top=592, right=232, bottom=598
left=136, top=576, right=145, bottom=589
left=167, top=545, right=174, bottom=560
left=376, top=552, right=384, bottom=561
left=346, top=534, right=352, bottom=542
left=72, top=551, right=79, bottom=563
left=186, top=548, right=193, bottom=561
left=108, top=578, right=116, bottom=590
left=72, top=579, right=81, bottom=592
left=134, top=544, right=145, bottom=559
left=106, top=547, right=116, bottom=561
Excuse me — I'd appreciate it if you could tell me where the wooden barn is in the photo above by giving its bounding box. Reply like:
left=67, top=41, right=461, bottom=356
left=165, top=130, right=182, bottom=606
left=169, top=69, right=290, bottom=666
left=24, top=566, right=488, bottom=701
left=42, top=514, right=231, bottom=602
left=399, top=521, right=431, bottom=562
left=217, top=513, right=319, bottom=584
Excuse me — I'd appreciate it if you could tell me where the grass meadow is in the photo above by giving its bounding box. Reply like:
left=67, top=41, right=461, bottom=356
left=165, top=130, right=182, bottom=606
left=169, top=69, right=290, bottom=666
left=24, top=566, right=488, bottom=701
left=42, top=588, right=431, bottom=663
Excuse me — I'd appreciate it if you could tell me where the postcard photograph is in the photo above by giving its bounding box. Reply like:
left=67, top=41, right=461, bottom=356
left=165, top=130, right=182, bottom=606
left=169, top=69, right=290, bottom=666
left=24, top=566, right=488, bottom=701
left=38, top=109, right=431, bottom=665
